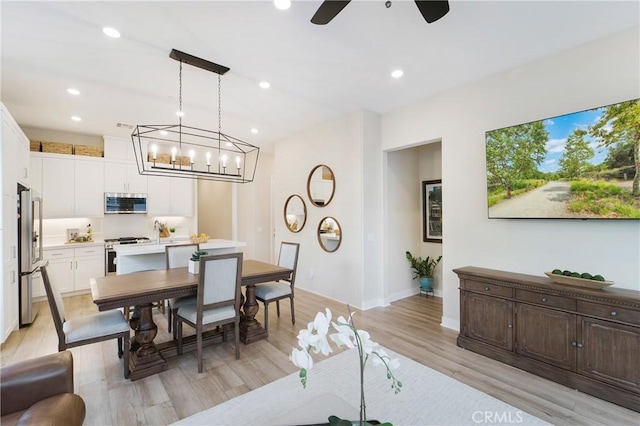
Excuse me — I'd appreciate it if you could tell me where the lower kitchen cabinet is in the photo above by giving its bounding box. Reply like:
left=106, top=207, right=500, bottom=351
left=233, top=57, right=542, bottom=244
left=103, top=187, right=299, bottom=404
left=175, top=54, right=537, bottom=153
left=455, top=266, right=640, bottom=412
left=40, top=246, right=104, bottom=296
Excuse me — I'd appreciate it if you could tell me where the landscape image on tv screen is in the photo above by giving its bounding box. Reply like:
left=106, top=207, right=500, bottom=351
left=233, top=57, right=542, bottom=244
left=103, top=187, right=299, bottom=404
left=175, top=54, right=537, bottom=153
left=486, top=98, right=640, bottom=219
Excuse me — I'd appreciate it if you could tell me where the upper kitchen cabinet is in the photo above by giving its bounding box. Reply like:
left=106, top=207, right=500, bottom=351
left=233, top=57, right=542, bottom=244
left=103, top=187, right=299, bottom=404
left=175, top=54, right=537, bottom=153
left=42, top=156, right=104, bottom=218
left=1, top=104, right=30, bottom=192
left=147, top=175, right=193, bottom=216
left=104, top=135, right=137, bottom=162
left=29, top=157, right=42, bottom=196
left=104, top=162, right=147, bottom=193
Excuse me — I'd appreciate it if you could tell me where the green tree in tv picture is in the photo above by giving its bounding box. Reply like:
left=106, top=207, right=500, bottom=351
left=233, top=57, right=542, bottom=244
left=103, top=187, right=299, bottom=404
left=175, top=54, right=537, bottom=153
left=559, top=129, right=594, bottom=179
left=590, top=99, right=640, bottom=197
left=485, top=121, right=548, bottom=199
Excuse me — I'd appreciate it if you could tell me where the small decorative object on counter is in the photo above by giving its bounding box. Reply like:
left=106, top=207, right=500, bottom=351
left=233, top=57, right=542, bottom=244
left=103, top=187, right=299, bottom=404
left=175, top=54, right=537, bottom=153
left=87, top=224, right=93, bottom=242
left=188, top=251, right=208, bottom=274
left=190, top=233, right=209, bottom=244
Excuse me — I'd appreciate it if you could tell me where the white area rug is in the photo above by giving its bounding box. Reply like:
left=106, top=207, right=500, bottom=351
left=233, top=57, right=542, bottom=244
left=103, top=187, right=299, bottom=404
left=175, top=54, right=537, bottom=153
left=174, top=347, right=549, bottom=426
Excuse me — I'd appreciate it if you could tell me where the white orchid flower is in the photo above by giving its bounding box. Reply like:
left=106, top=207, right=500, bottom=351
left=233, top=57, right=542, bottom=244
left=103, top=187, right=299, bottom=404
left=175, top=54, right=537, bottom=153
left=330, top=317, right=356, bottom=348
left=356, top=330, right=378, bottom=354
left=290, top=347, right=313, bottom=370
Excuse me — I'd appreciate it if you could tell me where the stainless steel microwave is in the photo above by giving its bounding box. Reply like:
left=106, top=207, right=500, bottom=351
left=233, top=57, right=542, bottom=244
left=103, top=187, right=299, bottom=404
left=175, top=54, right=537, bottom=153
left=104, top=193, right=147, bottom=214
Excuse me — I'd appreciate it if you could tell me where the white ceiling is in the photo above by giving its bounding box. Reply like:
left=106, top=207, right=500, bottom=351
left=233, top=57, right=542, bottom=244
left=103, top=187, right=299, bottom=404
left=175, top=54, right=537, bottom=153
left=2, top=1, right=638, bottom=152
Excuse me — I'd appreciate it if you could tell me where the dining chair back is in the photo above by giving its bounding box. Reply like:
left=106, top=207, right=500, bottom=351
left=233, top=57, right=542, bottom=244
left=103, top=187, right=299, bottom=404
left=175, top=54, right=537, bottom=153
left=254, top=242, right=300, bottom=332
left=166, top=243, right=199, bottom=268
left=176, top=252, right=243, bottom=373
left=41, top=263, right=130, bottom=378
left=166, top=243, right=200, bottom=337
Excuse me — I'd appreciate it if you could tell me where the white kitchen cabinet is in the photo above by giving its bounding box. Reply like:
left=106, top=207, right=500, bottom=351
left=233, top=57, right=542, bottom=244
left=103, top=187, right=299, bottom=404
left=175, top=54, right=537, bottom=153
left=16, top=130, right=29, bottom=187
left=2, top=256, right=18, bottom=343
left=73, top=246, right=104, bottom=291
left=44, top=248, right=74, bottom=293
left=147, top=175, right=193, bottom=216
left=42, top=157, right=74, bottom=218
left=42, top=156, right=104, bottom=218
left=29, top=157, right=42, bottom=196
left=170, top=178, right=193, bottom=216
left=75, top=159, right=104, bottom=216
left=2, top=113, right=17, bottom=197
left=43, top=246, right=104, bottom=294
left=104, top=162, right=147, bottom=193
left=3, top=194, right=17, bottom=265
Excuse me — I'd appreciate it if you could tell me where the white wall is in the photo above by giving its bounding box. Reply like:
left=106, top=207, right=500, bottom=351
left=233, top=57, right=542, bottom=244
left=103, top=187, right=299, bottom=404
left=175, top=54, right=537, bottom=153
left=382, top=27, right=640, bottom=330
left=273, top=112, right=367, bottom=308
left=23, top=127, right=103, bottom=148
left=237, top=152, right=273, bottom=262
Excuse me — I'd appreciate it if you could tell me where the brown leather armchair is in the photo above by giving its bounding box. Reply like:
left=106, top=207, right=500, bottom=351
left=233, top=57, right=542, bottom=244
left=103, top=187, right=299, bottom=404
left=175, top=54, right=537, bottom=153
left=1, top=351, right=86, bottom=426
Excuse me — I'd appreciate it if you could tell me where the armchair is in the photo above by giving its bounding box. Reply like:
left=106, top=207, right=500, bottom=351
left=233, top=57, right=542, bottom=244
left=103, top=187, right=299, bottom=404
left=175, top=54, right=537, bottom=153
left=0, top=351, right=86, bottom=426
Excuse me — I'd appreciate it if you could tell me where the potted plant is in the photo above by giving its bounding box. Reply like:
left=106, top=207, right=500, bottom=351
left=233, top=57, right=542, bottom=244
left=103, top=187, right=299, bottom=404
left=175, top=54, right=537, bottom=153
left=405, top=251, right=442, bottom=292
left=188, top=251, right=208, bottom=274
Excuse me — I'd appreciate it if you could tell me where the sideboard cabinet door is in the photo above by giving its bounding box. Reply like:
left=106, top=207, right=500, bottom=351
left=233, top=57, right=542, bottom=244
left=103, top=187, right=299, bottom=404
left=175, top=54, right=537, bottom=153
left=577, top=317, right=640, bottom=393
left=516, top=303, right=576, bottom=371
left=464, top=292, right=514, bottom=351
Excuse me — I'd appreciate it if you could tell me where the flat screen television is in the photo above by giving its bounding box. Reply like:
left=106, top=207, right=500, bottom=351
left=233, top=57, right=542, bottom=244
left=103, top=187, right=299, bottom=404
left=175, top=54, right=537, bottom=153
left=485, top=98, right=639, bottom=219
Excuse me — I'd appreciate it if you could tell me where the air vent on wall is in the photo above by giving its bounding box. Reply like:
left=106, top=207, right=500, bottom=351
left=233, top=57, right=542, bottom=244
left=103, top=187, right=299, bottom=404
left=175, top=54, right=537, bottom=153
left=116, top=122, right=135, bottom=129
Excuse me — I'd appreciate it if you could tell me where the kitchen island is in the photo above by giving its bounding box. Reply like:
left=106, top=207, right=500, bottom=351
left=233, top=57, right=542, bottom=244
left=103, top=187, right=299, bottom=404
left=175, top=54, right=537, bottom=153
left=114, top=239, right=246, bottom=275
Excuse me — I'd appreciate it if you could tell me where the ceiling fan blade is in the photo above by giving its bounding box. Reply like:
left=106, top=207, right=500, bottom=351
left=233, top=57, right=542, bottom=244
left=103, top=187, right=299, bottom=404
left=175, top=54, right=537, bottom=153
left=311, top=0, right=351, bottom=25
left=415, top=0, right=450, bottom=23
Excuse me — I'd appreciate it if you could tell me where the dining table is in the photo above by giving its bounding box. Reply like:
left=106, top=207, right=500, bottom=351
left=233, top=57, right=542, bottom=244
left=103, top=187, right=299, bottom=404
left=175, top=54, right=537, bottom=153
left=90, top=259, right=292, bottom=381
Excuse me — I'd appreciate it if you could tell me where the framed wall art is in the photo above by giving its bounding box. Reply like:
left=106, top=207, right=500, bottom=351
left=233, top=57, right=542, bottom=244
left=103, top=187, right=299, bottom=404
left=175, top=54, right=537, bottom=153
left=423, top=180, right=442, bottom=243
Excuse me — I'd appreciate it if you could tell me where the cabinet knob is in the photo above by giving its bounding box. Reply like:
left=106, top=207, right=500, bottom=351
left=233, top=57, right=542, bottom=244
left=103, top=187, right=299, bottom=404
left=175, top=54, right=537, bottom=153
left=571, top=341, right=577, bottom=347
left=484, top=287, right=490, bottom=291
left=577, top=342, right=584, bottom=348
left=611, top=311, right=618, bottom=317
left=507, top=324, right=513, bottom=329
left=541, top=297, right=548, bottom=303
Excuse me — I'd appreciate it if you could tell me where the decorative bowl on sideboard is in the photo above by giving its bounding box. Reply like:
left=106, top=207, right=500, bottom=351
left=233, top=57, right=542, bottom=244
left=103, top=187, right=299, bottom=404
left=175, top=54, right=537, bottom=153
left=544, top=272, right=614, bottom=290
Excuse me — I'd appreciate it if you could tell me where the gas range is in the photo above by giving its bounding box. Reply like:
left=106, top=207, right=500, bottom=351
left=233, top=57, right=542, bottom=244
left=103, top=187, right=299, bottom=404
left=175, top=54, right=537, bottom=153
left=104, top=237, right=151, bottom=249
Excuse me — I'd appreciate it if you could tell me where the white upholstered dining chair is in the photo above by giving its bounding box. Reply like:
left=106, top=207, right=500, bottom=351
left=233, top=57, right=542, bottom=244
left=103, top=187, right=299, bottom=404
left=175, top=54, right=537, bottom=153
left=254, top=242, right=299, bottom=332
left=41, top=263, right=130, bottom=378
left=166, top=243, right=200, bottom=339
left=176, top=252, right=243, bottom=373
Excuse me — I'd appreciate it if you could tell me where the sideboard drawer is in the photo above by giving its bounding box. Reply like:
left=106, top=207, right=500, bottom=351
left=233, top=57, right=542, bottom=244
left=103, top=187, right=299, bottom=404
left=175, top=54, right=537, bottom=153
left=516, top=289, right=576, bottom=311
left=463, top=279, right=513, bottom=298
left=577, top=301, right=640, bottom=326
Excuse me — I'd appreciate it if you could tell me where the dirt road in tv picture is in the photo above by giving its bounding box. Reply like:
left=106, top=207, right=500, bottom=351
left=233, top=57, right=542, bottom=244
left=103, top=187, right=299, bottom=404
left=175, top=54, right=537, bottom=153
left=485, top=99, right=640, bottom=220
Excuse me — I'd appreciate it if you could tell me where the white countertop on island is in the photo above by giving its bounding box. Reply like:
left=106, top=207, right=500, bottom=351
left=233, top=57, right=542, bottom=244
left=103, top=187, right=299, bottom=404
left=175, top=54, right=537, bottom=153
left=112, top=239, right=246, bottom=255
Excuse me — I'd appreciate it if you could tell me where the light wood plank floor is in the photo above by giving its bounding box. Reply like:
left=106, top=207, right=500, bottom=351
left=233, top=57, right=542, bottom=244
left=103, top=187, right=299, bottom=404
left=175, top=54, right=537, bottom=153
left=1, top=290, right=638, bottom=425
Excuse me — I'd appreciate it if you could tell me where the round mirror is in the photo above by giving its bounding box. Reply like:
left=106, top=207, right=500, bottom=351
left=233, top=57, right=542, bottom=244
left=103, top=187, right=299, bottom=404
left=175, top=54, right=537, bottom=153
left=317, top=216, right=342, bottom=253
left=307, top=165, right=335, bottom=207
left=284, top=194, right=307, bottom=233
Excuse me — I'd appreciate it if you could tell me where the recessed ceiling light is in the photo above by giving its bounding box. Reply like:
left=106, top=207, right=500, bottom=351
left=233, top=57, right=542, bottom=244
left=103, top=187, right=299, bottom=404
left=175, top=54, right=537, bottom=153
left=71, top=116, right=82, bottom=122
left=391, top=69, right=404, bottom=79
left=259, top=81, right=271, bottom=89
left=274, top=0, right=291, bottom=10
left=251, top=128, right=258, bottom=134
left=176, top=110, right=185, bottom=117
left=67, top=88, right=80, bottom=95
left=159, top=130, right=168, bottom=136
left=102, top=27, right=121, bottom=38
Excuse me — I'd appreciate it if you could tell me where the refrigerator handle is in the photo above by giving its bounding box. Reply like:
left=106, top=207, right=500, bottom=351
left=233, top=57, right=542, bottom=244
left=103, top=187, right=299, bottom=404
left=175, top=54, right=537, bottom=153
left=34, top=197, right=43, bottom=262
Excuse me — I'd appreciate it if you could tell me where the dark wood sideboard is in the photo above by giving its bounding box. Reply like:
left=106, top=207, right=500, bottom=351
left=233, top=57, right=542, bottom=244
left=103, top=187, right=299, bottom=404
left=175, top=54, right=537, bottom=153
left=454, top=266, right=640, bottom=412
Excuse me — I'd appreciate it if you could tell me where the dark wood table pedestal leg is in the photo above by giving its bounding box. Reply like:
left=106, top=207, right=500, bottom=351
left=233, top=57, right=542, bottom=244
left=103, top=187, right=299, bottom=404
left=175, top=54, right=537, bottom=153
left=128, top=303, right=167, bottom=381
left=240, top=284, right=268, bottom=344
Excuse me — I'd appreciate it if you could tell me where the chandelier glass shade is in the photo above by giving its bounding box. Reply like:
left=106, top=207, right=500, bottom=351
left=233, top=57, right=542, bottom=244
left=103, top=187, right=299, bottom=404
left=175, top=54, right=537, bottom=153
left=131, top=49, right=259, bottom=183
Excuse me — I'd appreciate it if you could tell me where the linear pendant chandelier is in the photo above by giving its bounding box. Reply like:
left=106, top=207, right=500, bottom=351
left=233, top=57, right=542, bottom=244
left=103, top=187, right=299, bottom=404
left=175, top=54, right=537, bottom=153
left=131, top=49, right=259, bottom=183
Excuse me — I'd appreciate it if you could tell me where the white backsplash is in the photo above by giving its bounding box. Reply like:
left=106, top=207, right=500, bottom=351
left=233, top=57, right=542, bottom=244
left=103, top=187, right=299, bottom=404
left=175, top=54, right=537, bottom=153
left=43, top=215, right=195, bottom=246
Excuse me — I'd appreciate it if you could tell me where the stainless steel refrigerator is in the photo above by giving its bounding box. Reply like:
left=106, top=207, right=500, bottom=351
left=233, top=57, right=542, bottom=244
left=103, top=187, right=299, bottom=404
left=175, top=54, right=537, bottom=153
left=18, top=184, right=43, bottom=327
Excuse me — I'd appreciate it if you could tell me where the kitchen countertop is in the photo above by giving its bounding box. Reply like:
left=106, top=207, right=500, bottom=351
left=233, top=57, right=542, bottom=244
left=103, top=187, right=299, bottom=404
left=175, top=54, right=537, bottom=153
left=112, top=239, right=246, bottom=255
left=44, top=240, right=105, bottom=250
